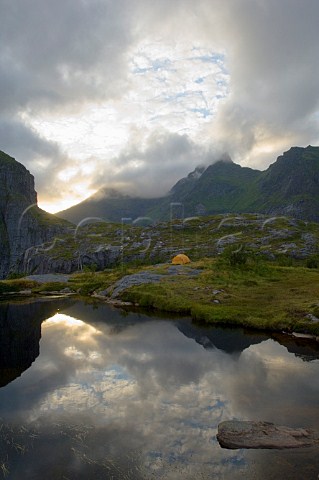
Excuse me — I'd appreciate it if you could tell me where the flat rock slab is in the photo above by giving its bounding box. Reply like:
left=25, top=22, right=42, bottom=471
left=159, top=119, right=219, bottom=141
left=25, top=274, right=71, bottom=284
left=217, top=421, right=319, bottom=450
left=101, top=266, right=202, bottom=299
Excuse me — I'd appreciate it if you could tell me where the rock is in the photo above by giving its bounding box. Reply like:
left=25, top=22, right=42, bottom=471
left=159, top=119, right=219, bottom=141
left=25, top=274, right=71, bottom=283
left=60, top=287, right=74, bottom=294
left=22, top=246, right=122, bottom=275
left=0, top=150, right=70, bottom=279
left=292, top=332, right=316, bottom=339
left=305, top=313, right=319, bottom=323
left=99, top=265, right=202, bottom=299
left=167, top=266, right=201, bottom=276
left=217, top=420, right=319, bottom=449
left=105, top=272, right=164, bottom=298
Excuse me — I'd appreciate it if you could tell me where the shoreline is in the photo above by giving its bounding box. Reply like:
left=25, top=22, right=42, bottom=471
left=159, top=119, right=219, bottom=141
left=1, top=289, right=319, bottom=344
left=1, top=257, right=319, bottom=338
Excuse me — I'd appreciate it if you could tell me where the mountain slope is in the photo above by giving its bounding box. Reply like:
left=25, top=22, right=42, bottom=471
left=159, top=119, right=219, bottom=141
left=58, top=145, right=319, bottom=223
left=252, top=146, right=319, bottom=220
left=58, top=158, right=262, bottom=222
left=58, top=189, right=160, bottom=224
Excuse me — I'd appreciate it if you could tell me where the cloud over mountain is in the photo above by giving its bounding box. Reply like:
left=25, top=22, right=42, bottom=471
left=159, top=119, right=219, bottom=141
left=1, top=0, right=319, bottom=210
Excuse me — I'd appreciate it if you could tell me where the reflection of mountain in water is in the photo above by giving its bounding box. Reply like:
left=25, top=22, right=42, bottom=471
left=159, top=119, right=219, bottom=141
left=176, top=322, right=269, bottom=355
left=176, top=321, right=319, bottom=361
left=62, top=302, right=153, bottom=331
left=271, top=332, right=319, bottom=362
left=62, top=302, right=319, bottom=361
left=2, top=297, right=315, bottom=387
left=0, top=298, right=75, bottom=387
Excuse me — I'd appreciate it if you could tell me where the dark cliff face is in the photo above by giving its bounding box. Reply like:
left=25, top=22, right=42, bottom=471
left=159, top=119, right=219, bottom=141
left=0, top=150, right=70, bottom=278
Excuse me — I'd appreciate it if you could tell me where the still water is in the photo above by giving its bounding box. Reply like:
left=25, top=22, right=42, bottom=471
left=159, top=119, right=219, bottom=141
left=0, top=298, right=319, bottom=479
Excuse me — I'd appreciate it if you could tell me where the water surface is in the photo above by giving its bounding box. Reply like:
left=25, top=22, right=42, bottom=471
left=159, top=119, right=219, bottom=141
left=0, top=299, right=319, bottom=479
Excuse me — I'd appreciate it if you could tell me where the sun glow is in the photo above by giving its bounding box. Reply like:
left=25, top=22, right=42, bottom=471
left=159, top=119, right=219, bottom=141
left=39, top=187, right=97, bottom=214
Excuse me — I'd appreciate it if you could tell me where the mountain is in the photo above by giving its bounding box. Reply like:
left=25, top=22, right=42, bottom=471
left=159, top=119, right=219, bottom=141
left=0, top=150, right=70, bottom=278
left=59, top=145, right=319, bottom=223
left=252, top=146, right=319, bottom=220
left=57, top=187, right=159, bottom=225
left=57, top=157, right=261, bottom=223
left=151, top=155, right=261, bottom=218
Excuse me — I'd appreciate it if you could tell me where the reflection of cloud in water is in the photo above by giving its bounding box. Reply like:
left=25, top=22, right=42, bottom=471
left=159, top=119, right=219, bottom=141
left=46, top=313, right=87, bottom=327
left=219, top=340, right=319, bottom=429
left=0, top=306, right=319, bottom=479
left=0, top=314, right=241, bottom=477
left=45, top=312, right=103, bottom=346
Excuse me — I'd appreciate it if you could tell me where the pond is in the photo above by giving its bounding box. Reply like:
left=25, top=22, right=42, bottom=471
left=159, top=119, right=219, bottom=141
left=0, top=298, right=319, bottom=479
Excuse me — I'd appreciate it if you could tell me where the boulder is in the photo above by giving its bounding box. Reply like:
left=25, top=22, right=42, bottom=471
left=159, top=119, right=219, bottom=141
left=217, top=420, right=318, bottom=449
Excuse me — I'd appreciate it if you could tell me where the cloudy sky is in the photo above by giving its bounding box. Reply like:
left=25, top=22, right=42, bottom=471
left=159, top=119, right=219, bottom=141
left=1, top=0, right=319, bottom=212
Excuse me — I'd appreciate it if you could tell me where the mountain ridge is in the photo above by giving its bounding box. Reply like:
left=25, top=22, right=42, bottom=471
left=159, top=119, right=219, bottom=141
left=58, top=145, right=319, bottom=224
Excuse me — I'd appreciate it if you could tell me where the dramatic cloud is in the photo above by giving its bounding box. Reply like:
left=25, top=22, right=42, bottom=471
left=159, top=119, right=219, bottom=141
left=205, top=0, right=319, bottom=165
left=89, top=131, right=220, bottom=197
left=0, top=0, right=133, bottom=110
left=1, top=0, right=319, bottom=210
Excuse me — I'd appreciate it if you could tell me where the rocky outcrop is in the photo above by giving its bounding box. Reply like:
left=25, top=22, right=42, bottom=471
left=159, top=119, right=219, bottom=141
left=15, top=212, right=319, bottom=275
left=217, top=420, right=319, bottom=449
left=21, top=245, right=122, bottom=274
left=0, top=150, right=70, bottom=278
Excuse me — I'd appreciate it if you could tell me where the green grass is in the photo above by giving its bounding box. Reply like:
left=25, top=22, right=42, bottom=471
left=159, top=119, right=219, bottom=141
left=0, top=279, right=38, bottom=294
left=31, top=282, right=69, bottom=293
left=120, top=258, right=319, bottom=335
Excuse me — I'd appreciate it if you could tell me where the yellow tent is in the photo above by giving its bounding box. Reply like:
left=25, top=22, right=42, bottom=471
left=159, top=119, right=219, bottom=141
left=171, top=253, right=191, bottom=265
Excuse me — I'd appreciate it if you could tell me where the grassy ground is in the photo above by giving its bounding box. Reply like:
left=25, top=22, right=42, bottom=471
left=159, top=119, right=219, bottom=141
left=120, top=257, right=319, bottom=335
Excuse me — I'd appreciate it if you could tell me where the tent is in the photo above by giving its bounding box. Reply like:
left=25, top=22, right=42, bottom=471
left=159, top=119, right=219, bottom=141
left=171, top=253, right=191, bottom=265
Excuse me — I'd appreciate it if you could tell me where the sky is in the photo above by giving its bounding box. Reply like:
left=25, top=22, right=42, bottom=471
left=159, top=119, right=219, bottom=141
left=1, top=0, right=319, bottom=213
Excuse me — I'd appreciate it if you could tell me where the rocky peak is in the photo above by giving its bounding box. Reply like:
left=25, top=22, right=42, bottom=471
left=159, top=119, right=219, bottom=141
left=187, top=165, right=206, bottom=180
left=0, top=151, right=37, bottom=205
left=0, top=150, right=70, bottom=279
left=261, top=145, right=319, bottom=196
